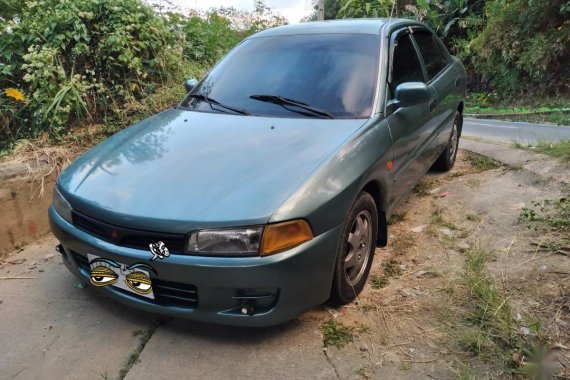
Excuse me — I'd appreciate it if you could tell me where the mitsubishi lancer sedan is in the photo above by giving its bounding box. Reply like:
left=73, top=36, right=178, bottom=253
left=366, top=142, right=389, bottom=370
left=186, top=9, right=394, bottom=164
left=49, top=19, right=466, bottom=326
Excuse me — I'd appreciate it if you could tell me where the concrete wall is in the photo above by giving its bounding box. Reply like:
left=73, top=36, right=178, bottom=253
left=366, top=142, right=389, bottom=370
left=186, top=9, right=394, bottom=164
left=0, top=164, right=56, bottom=257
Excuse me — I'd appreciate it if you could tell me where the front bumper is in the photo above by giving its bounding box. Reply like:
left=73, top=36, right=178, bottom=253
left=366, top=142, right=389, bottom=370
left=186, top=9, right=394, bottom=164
left=49, top=207, right=342, bottom=326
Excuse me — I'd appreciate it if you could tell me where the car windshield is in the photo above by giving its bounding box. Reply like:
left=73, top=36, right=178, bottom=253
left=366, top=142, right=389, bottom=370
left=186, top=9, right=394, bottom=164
left=180, top=33, right=381, bottom=119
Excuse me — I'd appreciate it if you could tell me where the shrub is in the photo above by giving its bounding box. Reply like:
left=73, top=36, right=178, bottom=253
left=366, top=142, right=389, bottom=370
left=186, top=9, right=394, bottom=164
left=0, top=0, right=287, bottom=152
left=469, top=0, right=570, bottom=97
left=0, top=0, right=182, bottom=148
left=182, top=13, right=243, bottom=65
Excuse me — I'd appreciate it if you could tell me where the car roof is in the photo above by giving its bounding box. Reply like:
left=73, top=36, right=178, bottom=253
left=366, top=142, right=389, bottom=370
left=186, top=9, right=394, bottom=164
left=249, top=18, right=424, bottom=38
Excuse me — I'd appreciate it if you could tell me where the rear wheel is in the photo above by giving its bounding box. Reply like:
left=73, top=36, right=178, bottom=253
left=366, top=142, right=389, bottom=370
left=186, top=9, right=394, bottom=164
left=433, top=111, right=461, bottom=172
left=329, top=192, right=378, bottom=305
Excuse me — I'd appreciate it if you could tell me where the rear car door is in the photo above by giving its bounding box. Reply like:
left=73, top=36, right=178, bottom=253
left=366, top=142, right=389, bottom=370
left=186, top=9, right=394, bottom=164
left=411, top=29, right=457, bottom=155
left=385, top=28, right=434, bottom=209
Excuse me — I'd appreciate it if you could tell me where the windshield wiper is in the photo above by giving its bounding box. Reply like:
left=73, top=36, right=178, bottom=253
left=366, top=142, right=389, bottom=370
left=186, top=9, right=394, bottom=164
left=249, top=94, right=335, bottom=119
left=187, top=94, right=251, bottom=115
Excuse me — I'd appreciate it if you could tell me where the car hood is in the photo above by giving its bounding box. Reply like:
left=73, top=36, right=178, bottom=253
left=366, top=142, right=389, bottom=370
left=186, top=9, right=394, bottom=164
left=58, top=109, right=366, bottom=233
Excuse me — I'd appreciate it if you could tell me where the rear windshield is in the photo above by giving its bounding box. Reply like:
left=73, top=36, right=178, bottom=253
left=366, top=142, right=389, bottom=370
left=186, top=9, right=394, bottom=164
left=180, top=33, right=381, bottom=119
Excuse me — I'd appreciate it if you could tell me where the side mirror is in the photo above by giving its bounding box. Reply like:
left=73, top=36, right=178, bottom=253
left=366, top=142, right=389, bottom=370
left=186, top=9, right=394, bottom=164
left=388, top=82, right=431, bottom=112
left=184, top=79, right=199, bottom=93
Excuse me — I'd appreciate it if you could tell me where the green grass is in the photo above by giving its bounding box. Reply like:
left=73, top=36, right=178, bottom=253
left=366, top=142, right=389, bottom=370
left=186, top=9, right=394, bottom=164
left=371, top=274, right=388, bottom=289
left=321, top=319, right=353, bottom=349
left=413, top=179, right=440, bottom=196
left=465, top=152, right=503, bottom=172
left=370, top=260, right=403, bottom=289
left=387, top=211, right=407, bottom=224
left=382, top=260, right=402, bottom=277
left=512, top=138, right=570, bottom=161
left=465, top=93, right=570, bottom=125
left=533, top=139, right=570, bottom=160
left=453, top=244, right=558, bottom=376
left=448, top=244, right=520, bottom=370
left=463, top=245, right=514, bottom=343
left=520, top=197, right=570, bottom=233
left=465, top=105, right=569, bottom=115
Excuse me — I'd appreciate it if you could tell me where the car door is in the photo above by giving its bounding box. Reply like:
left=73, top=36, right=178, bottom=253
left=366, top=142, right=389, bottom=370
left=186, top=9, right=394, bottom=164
left=411, top=29, right=457, bottom=156
left=385, top=28, right=434, bottom=210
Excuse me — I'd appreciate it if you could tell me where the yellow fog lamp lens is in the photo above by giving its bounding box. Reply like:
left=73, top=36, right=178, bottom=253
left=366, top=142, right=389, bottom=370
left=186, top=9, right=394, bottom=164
left=260, top=220, right=313, bottom=256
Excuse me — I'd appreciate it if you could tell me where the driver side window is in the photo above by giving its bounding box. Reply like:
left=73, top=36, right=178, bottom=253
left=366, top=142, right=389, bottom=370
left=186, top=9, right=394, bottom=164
left=389, top=34, right=425, bottom=97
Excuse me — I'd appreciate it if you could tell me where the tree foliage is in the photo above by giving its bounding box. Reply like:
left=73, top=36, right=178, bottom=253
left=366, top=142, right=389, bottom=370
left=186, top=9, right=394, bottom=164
left=333, top=0, right=569, bottom=97
left=470, top=0, right=569, bottom=96
left=1, top=0, right=182, bottom=142
left=182, top=2, right=287, bottom=65
left=0, top=0, right=286, bottom=150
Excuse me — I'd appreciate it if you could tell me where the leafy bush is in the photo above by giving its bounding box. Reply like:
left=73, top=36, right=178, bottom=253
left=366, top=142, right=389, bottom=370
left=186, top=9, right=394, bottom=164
left=0, top=0, right=183, bottom=148
left=338, top=0, right=394, bottom=18
left=0, top=0, right=286, bottom=153
left=333, top=0, right=569, bottom=99
left=470, top=0, right=570, bottom=97
left=182, top=13, right=243, bottom=65
left=182, top=2, right=287, bottom=65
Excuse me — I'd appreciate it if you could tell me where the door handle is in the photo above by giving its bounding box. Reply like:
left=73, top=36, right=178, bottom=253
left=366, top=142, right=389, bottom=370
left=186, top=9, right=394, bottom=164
left=429, top=99, right=438, bottom=111
left=455, top=78, right=461, bottom=88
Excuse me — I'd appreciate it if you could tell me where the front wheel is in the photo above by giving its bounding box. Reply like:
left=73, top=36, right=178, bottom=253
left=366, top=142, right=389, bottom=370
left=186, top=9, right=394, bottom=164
left=329, top=192, right=378, bottom=305
left=433, top=111, right=461, bottom=172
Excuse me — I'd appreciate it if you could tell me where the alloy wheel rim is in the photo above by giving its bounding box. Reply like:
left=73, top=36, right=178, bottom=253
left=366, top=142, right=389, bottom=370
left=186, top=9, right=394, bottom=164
left=449, top=121, right=458, bottom=162
left=344, top=210, right=373, bottom=287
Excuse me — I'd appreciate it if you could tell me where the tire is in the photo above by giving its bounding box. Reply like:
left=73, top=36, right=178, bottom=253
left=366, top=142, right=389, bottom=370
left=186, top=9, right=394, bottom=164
left=433, top=111, right=461, bottom=172
left=329, top=192, right=378, bottom=305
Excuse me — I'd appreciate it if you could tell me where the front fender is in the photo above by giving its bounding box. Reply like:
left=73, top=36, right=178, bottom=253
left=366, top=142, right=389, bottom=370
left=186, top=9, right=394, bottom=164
left=269, top=116, right=393, bottom=238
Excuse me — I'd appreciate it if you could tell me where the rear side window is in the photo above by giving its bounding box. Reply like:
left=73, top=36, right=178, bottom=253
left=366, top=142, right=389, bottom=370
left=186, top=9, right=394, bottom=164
left=413, top=31, right=449, bottom=80
left=390, top=34, right=424, bottom=95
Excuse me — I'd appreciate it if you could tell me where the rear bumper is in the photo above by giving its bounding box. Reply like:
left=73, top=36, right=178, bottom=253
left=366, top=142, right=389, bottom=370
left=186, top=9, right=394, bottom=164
left=49, top=207, right=341, bottom=326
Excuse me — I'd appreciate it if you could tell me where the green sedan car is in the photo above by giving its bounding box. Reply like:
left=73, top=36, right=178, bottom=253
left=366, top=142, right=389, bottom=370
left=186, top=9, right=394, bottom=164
left=49, top=19, right=466, bottom=326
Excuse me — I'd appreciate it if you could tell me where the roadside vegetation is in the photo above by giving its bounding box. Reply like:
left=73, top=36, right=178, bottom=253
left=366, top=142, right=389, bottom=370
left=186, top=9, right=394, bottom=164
left=465, top=100, right=570, bottom=126
left=520, top=193, right=570, bottom=255
left=532, top=140, right=570, bottom=161
left=450, top=243, right=561, bottom=379
left=370, top=259, right=403, bottom=289
left=321, top=319, right=354, bottom=349
left=2, top=0, right=569, bottom=157
left=513, top=140, right=570, bottom=161
left=0, top=0, right=286, bottom=155
left=464, top=152, right=503, bottom=172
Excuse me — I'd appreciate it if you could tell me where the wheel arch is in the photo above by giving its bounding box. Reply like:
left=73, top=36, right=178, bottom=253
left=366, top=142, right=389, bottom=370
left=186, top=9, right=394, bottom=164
left=361, top=180, right=388, bottom=247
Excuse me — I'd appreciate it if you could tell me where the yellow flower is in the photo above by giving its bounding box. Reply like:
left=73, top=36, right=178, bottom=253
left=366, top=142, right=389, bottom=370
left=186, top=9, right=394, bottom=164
left=4, top=88, right=26, bottom=102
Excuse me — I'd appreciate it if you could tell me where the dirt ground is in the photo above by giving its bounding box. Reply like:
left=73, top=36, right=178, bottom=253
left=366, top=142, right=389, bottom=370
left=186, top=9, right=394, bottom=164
left=0, top=147, right=568, bottom=380
left=311, top=150, right=569, bottom=379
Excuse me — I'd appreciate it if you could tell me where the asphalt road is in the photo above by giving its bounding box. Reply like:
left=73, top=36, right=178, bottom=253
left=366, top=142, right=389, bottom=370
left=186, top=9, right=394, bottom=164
left=462, top=117, right=570, bottom=144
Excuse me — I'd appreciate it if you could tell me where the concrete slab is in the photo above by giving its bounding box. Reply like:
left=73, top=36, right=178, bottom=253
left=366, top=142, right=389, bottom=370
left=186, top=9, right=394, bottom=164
left=124, top=318, right=336, bottom=380
left=0, top=237, right=156, bottom=380
left=460, top=138, right=570, bottom=184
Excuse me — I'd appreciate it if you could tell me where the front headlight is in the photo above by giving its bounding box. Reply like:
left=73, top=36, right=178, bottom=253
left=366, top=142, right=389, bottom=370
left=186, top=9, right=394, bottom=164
left=185, top=220, right=314, bottom=257
left=53, top=187, right=73, bottom=224
left=186, top=226, right=263, bottom=256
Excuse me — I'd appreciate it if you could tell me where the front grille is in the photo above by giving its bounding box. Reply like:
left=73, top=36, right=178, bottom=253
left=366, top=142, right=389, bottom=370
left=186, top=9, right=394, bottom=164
left=71, top=251, right=198, bottom=308
left=72, top=211, right=186, bottom=253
